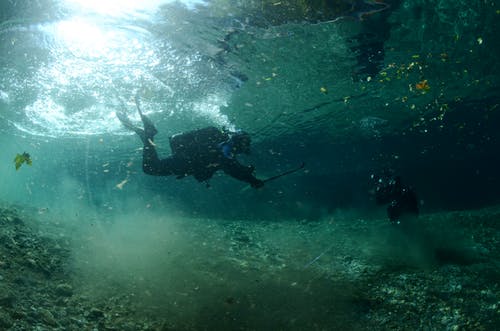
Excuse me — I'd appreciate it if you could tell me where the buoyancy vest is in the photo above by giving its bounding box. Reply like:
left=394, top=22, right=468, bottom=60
left=169, top=127, right=228, bottom=159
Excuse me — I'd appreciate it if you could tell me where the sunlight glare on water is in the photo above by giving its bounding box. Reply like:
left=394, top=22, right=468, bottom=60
left=52, top=19, right=136, bottom=61
left=22, top=16, right=159, bottom=137
left=10, top=0, right=227, bottom=138
left=63, top=0, right=207, bottom=17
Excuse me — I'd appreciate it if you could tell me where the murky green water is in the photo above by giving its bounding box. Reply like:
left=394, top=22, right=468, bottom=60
left=0, top=0, right=499, bottom=329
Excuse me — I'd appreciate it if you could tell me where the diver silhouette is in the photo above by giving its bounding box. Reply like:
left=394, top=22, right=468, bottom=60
left=372, top=174, right=419, bottom=224
left=117, top=97, right=264, bottom=188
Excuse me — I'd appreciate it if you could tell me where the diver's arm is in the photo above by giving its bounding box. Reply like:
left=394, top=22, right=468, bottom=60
left=222, top=160, right=263, bottom=188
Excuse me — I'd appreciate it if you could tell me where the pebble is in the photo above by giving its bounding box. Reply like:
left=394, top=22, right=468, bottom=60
left=39, top=309, right=58, bottom=327
left=56, top=283, right=74, bottom=297
left=0, top=311, right=13, bottom=328
left=87, top=308, right=105, bottom=320
left=0, top=289, right=15, bottom=308
left=1, top=204, right=499, bottom=330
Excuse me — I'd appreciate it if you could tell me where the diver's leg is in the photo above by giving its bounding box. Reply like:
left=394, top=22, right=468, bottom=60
left=387, top=204, right=401, bottom=225
left=140, top=114, right=158, bottom=138
left=142, top=139, right=179, bottom=176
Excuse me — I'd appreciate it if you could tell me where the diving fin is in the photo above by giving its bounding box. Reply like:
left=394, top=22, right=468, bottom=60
left=134, top=95, right=158, bottom=138
left=116, top=111, right=146, bottom=142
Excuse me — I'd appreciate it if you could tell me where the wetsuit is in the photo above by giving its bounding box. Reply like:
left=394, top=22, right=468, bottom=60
left=142, top=126, right=263, bottom=187
left=375, top=176, right=419, bottom=224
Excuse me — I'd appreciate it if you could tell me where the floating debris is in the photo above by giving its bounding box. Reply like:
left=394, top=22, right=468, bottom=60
left=14, top=152, right=32, bottom=170
left=415, top=79, right=430, bottom=92
left=116, top=177, right=129, bottom=190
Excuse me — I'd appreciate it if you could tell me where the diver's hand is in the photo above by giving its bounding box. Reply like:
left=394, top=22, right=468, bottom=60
left=251, top=179, right=264, bottom=189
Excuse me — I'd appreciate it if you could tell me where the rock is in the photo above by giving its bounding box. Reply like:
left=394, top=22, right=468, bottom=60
left=55, top=283, right=74, bottom=297
left=10, top=309, right=27, bottom=320
left=0, top=311, right=13, bottom=328
left=26, top=258, right=38, bottom=268
left=1, top=215, right=23, bottom=225
left=0, top=289, right=15, bottom=308
left=13, top=276, right=36, bottom=286
left=87, top=307, right=104, bottom=320
left=39, top=309, right=58, bottom=327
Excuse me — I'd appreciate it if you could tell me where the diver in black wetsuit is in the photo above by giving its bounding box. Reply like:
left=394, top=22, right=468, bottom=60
left=117, top=98, right=264, bottom=188
left=372, top=174, right=419, bottom=224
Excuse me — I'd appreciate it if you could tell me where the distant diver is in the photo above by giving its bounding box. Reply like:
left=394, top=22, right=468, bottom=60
left=117, top=97, right=264, bottom=188
left=371, top=174, right=419, bottom=224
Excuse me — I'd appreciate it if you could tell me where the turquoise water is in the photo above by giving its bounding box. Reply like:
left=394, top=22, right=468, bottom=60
left=0, top=0, right=499, bottom=329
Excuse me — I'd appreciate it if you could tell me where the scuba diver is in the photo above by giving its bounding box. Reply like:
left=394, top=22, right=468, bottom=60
left=372, top=174, right=419, bottom=224
left=117, top=98, right=264, bottom=188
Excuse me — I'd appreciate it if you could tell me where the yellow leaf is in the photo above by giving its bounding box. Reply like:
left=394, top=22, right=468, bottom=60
left=14, top=152, right=32, bottom=170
